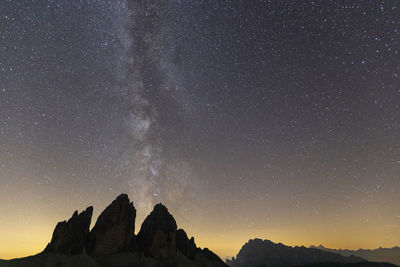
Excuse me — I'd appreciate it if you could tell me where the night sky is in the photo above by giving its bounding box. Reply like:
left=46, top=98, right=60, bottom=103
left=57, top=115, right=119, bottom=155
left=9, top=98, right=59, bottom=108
left=1, top=0, right=400, bottom=260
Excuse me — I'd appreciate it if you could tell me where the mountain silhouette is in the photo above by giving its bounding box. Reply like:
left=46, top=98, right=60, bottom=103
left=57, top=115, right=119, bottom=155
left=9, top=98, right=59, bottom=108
left=310, top=245, right=400, bottom=266
left=1, top=196, right=398, bottom=267
left=226, top=239, right=398, bottom=267
left=0, top=194, right=227, bottom=267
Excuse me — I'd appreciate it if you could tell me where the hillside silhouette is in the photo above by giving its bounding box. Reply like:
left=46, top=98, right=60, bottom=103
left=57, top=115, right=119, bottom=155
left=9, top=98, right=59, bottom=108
left=226, top=239, right=398, bottom=267
left=310, top=245, right=400, bottom=266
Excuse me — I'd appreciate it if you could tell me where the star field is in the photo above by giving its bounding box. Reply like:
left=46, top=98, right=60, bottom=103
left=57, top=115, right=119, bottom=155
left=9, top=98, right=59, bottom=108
left=0, top=0, right=399, bottom=260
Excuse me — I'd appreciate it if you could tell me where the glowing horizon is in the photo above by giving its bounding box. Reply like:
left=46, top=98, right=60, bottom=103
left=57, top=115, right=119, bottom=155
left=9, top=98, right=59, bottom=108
left=0, top=193, right=399, bottom=260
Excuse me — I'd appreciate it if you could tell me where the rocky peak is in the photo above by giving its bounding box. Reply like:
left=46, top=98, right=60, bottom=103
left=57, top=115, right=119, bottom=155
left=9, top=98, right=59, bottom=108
left=137, top=203, right=177, bottom=259
left=153, top=203, right=168, bottom=212
left=86, top=194, right=136, bottom=254
left=44, top=206, right=93, bottom=255
left=148, top=203, right=177, bottom=230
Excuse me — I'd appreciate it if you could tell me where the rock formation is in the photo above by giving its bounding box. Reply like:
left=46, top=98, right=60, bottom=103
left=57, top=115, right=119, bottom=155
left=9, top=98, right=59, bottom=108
left=136, top=203, right=177, bottom=259
left=30, top=194, right=227, bottom=267
left=86, top=194, right=136, bottom=254
left=44, top=206, right=93, bottom=254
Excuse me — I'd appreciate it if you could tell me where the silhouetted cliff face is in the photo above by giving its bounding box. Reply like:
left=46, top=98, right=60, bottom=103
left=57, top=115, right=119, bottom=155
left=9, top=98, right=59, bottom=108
left=16, top=193, right=226, bottom=267
left=44, top=206, right=93, bottom=255
left=176, top=229, right=197, bottom=260
left=136, top=203, right=177, bottom=259
left=87, top=194, right=136, bottom=254
left=226, top=238, right=366, bottom=267
left=311, top=245, right=400, bottom=266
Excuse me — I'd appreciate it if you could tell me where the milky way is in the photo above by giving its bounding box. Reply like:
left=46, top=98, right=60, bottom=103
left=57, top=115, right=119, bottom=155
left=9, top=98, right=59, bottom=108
left=115, top=0, right=197, bottom=213
left=0, top=0, right=399, bottom=260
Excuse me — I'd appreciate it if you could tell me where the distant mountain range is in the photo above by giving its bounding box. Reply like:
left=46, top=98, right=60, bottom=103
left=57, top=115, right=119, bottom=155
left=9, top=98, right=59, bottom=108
left=0, top=194, right=227, bottom=267
left=310, top=245, right=400, bottom=266
left=226, top=238, right=398, bottom=267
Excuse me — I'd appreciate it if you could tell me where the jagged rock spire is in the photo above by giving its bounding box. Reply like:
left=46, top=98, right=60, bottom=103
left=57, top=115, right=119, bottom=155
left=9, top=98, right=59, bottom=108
left=44, top=206, right=93, bottom=254
left=137, top=203, right=177, bottom=259
left=86, top=194, right=136, bottom=254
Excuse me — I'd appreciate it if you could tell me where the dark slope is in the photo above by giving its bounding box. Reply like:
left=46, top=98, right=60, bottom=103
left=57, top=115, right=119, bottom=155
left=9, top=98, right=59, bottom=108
left=296, top=261, right=398, bottom=267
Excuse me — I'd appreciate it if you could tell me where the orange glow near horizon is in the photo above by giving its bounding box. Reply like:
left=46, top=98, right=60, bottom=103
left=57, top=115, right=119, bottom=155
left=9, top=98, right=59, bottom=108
left=0, top=199, right=399, bottom=260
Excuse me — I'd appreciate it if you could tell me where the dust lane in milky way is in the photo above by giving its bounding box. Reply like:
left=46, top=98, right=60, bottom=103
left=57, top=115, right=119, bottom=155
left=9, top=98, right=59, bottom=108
left=0, top=0, right=399, bottom=260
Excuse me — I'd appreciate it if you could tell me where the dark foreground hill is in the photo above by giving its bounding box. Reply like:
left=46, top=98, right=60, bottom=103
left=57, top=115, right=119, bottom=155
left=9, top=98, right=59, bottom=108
left=297, top=262, right=397, bottom=267
left=226, top=239, right=398, bottom=267
left=311, top=245, right=400, bottom=266
left=0, top=194, right=227, bottom=267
